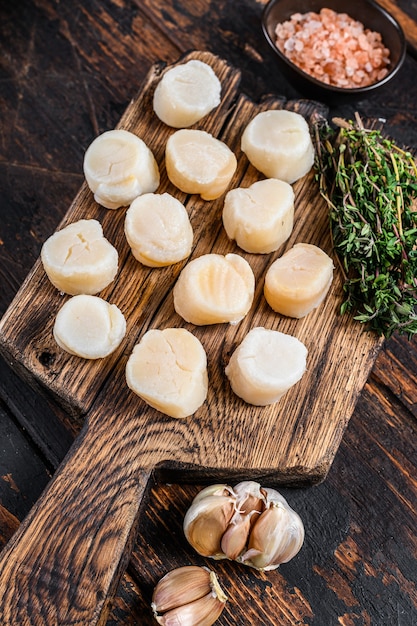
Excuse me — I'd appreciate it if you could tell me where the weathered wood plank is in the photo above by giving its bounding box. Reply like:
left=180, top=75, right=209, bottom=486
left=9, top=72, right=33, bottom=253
left=372, top=334, right=417, bottom=417
left=0, top=507, right=20, bottom=554
left=126, top=379, right=417, bottom=624
left=376, top=0, right=417, bottom=52
left=0, top=50, right=383, bottom=485
left=1, top=1, right=417, bottom=625
left=0, top=506, right=148, bottom=626
left=0, top=49, right=382, bottom=625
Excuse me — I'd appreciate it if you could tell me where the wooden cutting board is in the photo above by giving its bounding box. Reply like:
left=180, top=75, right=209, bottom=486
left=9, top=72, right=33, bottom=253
left=0, top=51, right=383, bottom=624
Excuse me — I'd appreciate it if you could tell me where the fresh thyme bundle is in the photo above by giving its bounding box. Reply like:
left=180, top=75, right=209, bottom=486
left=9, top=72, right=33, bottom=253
left=315, top=113, right=417, bottom=339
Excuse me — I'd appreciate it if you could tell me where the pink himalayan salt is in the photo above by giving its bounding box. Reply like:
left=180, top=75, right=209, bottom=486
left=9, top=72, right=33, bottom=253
left=275, top=8, right=391, bottom=88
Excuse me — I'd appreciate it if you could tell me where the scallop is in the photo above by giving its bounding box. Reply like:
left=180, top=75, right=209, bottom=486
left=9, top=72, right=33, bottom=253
left=41, top=219, right=118, bottom=296
left=125, top=328, right=208, bottom=419
left=165, top=129, right=237, bottom=200
left=222, top=178, right=294, bottom=253
left=53, top=295, right=126, bottom=359
left=264, top=243, right=334, bottom=318
left=225, top=327, right=308, bottom=406
left=153, top=59, right=221, bottom=128
left=173, top=253, right=255, bottom=325
left=124, top=192, right=193, bottom=267
left=241, top=109, right=315, bottom=184
left=83, top=129, right=160, bottom=209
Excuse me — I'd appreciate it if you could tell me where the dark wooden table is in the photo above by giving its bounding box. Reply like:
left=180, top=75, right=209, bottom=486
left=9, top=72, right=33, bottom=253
left=1, top=1, right=416, bottom=624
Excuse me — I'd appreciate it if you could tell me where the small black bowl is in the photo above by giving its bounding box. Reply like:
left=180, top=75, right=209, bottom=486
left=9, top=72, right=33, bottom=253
left=262, top=0, right=406, bottom=102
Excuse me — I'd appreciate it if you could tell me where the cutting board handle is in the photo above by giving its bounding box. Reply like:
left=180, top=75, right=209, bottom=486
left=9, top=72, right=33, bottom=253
left=0, top=414, right=152, bottom=625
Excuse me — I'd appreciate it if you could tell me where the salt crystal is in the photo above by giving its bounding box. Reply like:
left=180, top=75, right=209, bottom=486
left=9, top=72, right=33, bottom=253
left=274, top=8, right=391, bottom=88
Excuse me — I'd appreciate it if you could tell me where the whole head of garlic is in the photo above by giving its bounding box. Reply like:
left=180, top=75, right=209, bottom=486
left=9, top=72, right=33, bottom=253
left=183, top=480, right=304, bottom=571
left=152, top=565, right=227, bottom=626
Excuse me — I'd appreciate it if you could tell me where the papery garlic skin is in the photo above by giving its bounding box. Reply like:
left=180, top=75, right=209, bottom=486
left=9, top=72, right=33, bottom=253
left=83, top=129, right=160, bottom=209
left=53, top=295, right=126, bottom=359
left=183, top=480, right=305, bottom=571
left=189, top=484, right=236, bottom=506
left=173, top=253, right=255, bottom=326
left=241, top=109, right=315, bottom=184
left=240, top=489, right=305, bottom=571
left=41, top=219, right=118, bottom=296
left=232, top=480, right=265, bottom=515
left=152, top=566, right=227, bottom=626
left=152, top=565, right=214, bottom=614
left=124, top=192, right=193, bottom=267
left=183, top=486, right=236, bottom=558
left=222, top=178, right=295, bottom=254
left=153, top=59, right=221, bottom=128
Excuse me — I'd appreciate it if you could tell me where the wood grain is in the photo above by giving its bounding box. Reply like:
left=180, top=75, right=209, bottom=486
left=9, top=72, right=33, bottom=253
left=0, top=50, right=383, bottom=484
left=0, top=49, right=385, bottom=624
left=377, top=0, right=417, bottom=51
left=0, top=1, right=417, bottom=624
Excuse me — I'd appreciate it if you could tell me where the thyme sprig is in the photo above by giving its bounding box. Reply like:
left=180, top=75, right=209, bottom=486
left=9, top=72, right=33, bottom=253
left=314, top=113, right=417, bottom=338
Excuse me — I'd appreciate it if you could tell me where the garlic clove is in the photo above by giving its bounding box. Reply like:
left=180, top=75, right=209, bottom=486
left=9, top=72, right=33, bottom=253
left=220, top=481, right=266, bottom=560
left=152, top=566, right=227, bottom=626
left=155, top=591, right=226, bottom=626
left=233, top=480, right=266, bottom=517
left=152, top=565, right=213, bottom=614
left=190, top=484, right=235, bottom=505
left=241, top=494, right=305, bottom=571
left=220, top=510, right=254, bottom=561
left=183, top=493, right=236, bottom=558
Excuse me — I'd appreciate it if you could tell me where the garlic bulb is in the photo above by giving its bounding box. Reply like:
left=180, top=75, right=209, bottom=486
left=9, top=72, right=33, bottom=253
left=152, top=565, right=227, bottom=626
left=183, top=481, right=304, bottom=571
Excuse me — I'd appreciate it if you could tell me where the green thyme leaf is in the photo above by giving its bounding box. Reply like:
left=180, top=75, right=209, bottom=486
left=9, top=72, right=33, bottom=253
left=314, top=113, right=417, bottom=339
